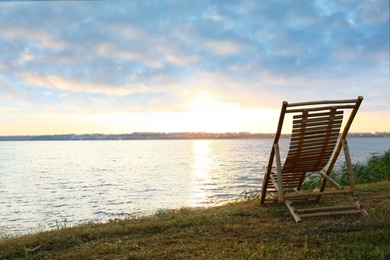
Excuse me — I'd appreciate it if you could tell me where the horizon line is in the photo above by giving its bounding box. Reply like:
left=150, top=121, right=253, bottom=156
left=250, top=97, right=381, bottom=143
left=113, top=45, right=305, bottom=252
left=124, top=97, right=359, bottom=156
left=1, top=131, right=389, bottom=138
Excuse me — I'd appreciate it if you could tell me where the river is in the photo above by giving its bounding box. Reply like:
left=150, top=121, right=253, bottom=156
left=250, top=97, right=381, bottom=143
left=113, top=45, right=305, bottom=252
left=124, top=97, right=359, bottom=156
left=0, top=138, right=388, bottom=236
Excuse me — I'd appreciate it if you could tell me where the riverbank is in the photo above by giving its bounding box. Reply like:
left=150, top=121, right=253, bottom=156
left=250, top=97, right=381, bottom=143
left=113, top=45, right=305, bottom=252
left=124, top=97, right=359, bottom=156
left=1, top=181, right=389, bottom=259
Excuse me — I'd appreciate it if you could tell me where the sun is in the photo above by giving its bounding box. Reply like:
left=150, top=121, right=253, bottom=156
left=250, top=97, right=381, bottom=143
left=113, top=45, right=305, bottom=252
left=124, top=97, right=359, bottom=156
left=187, top=91, right=218, bottom=114
left=182, top=90, right=242, bottom=132
left=179, top=90, right=281, bottom=133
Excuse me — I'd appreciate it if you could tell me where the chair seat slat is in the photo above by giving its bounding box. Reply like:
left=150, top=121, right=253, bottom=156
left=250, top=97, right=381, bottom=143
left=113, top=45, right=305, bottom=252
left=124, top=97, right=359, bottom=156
left=290, top=132, right=339, bottom=142
left=289, top=139, right=338, bottom=150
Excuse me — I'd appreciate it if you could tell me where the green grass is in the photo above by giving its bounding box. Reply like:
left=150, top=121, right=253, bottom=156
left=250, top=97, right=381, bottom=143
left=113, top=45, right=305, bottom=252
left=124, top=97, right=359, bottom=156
left=1, top=181, right=389, bottom=259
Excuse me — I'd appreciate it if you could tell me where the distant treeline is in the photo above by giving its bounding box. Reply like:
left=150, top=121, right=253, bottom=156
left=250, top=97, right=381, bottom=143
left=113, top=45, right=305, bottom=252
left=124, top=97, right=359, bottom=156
left=0, top=132, right=389, bottom=141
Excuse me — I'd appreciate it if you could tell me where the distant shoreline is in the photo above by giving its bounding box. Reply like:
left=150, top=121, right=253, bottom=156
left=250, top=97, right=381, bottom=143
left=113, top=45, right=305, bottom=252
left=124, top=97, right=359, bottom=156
left=0, top=132, right=388, bottom=141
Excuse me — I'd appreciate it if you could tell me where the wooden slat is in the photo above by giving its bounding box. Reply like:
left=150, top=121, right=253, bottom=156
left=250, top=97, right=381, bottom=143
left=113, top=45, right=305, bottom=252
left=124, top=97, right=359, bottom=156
left=270, top=181, right=301, bottom=187
left=285, top=153, right=332, bottom=161
left=283, top=163, right=329, bottom=173
left=281, top=173, right=305, bottom=177
left=291, top=127, right=340, bottom=135
left=289, top=145, right=336, bottom=154
left=292, top=124, right=341, bottom=134
left=285, top=200, right=302, bottom=222
left=274, top=143, right=284, bottom=202
left=269, top=174, right=280, bottom=192
left=284, top=158, right=326, bottom=164
left=293, top=111, right=343, bottom=118
left=293, top=116, right=342, bottom=124
left=286, top=104, right=356, bottom=113
left=283, top=166, right=326, bottom=173
left=288, top=143, right=337, bottom=151
left=282, top=183, right=301, bottom=187
left=292, top=131, right=340, bottom=139
left=342, top=139, right=357, bottom=196
left=274, top=172, right=304, bottom=177
left=281, top=176, right=304, bottom=181
left=317, top=170, right=343, bottom=190
left=284, top=154, right=332, bottom=163
left=284, top=156, right=332, bottom=165
left=292, top=124, right=342, bottom=132
left=285, top=158, right=328, bottom=164
left=284, top=159, right=329, bottom=167
left=293, top=115, right=342, bottom=122
left=286, top=98, right=359, bottom=107
left=293, top=115, right=343, bottom=124
left=272, top=177, right=303, bottom=183
left=286, top=150, right=334, bottom=158
left=271, top=174, right=305, bottom=180
left=294, top=127, right=341, bottom=134
left=285, top=163, right=330, bottom=172
left=283, top=164, right=328, bottom=170
left=294, top=123, right=341, bottom=130
left=293, top=110, right=343, bottom=119
left=283, top=167, right=325, bottom=173
left=289, top=139, right=338, bottom=149
left=286, top=150, right=333, bottom=158
left=300, top=210, right=364, bottom=218
left=293, top=120, right=342, bottom=129
left=285, top=190, right=352, bottom=200
left=291, top=144, right=336, bottom=152
left=290, top=132, right=339, bottom=142
left=296, top=204, right=358, bottom=213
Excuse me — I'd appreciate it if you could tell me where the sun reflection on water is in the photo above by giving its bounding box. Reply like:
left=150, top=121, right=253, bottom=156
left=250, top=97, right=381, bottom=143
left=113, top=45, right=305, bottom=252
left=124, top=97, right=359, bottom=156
left=193, top=140, right=210, bottom=179
left=191, top=140, right=212, bottom=206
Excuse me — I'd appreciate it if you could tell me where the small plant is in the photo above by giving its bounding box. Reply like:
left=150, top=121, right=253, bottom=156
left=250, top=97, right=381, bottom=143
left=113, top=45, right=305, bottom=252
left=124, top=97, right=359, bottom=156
left=301, top=172, right=322, bottom=190
left=241, top=189, right=260, bottom=201
left=18, top=244, right=41, bottom=259
left=55, top=219, right=68, bottom=230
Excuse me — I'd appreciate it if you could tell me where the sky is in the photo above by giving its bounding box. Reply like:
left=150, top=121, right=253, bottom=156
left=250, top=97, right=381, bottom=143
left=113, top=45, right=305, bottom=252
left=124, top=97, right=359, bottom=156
left=0, top=0, right=389, bottom=135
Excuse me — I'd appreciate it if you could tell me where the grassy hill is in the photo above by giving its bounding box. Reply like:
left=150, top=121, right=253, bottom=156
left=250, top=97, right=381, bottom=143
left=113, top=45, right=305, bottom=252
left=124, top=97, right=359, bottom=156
left=0, top=181, right=389, bottom=259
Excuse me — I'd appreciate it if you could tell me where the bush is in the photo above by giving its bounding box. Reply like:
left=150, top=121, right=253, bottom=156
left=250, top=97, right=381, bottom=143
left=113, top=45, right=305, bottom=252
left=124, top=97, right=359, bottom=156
left=302, top=149, right=390, bottom=190
left=348, top=149, right=390, bottom=184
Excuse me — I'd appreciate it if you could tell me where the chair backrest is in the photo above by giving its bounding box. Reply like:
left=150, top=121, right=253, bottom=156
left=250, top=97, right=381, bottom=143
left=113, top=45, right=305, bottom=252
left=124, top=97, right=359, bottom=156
left=264, top=96, right=363, bottom=181
left=260, top=96, right=364, bottom=205
left=282, top=107, right=344, bottom=173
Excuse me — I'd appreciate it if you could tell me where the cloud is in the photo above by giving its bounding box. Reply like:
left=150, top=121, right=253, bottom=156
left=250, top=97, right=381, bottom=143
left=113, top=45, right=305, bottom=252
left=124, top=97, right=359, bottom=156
left=0, top=0, right=388, bottom=134
left=205, top=39, right=245, bottom=56
left=18, top=72, right=163, bottom=96
left=0, top=26, right=66, bottom=50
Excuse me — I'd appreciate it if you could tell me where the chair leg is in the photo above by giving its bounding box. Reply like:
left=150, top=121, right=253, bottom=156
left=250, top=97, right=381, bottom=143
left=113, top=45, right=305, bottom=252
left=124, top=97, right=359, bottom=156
left=285, top=200, right=302, bottom=222
left=342, top=139, right=357, bottom=196
left=274, top=143, right=284, bottom=202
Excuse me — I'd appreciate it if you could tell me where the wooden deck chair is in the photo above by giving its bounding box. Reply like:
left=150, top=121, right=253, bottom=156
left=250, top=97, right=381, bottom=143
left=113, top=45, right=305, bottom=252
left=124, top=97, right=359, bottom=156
left=260, top=96, right=369, bottom=222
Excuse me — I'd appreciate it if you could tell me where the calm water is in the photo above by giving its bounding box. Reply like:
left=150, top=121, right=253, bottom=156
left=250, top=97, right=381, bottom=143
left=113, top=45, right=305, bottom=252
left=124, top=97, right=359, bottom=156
left=1, top=138, right=389, bottom=236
